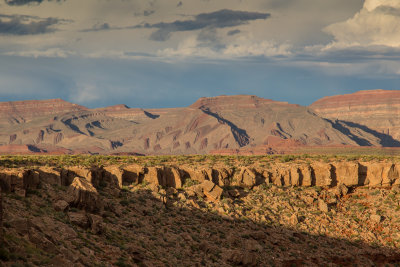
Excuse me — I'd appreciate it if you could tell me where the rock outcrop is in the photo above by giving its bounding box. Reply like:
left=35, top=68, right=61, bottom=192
left=67, top=177, right=103, bottom=212
left=3, top=157, right=400, bottom=266
left=310, top=89, right=400, bottom=145
left=2, top=93, right=397, bottom=155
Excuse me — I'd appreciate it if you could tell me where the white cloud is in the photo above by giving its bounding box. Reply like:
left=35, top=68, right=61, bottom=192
left=324, top=0, right=400, bottom=47
left=157, top=34, right=292, bottom=59
left=70, top=83, right=101, bottom=104
left=223, top=40, right=292, bottom=57
left=363, top=0, right=400, bottom=11
left=4, top=48, right=76, bottom=58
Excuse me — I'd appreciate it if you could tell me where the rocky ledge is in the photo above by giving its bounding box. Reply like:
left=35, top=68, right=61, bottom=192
left=1, top=158, right=400, bottom=266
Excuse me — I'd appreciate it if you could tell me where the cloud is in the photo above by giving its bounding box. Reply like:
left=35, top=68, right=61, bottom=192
left=5, top=0, right=43, bottom=5
left=138, top=9, right=270, bottom=41
left=223, top=40, right=292, bottom=57
left=70, top=83, right=101, bottom=104
left=324, top=0, right=400, bottom=47
left=143, top=10, right=155, bottom=16
left=0, top=15, right=59, bottom=35
left=227, top=29, right=240, bottom=36
left=5, top=48, right=75, bottom=58
left=158, top=35, right=291, bottom=59
left=4, top=0, right=64, bottom=5
left=81, top=22, right=117, bottom=32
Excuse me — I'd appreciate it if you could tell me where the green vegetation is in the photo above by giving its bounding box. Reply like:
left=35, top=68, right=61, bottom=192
left=1, top=153, right=400, bottom=170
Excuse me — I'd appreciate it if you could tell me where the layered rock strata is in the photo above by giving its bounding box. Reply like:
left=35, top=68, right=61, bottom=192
left=310, top=89, right=400, bottom=143
left=1, top=161, right=399, bottom=204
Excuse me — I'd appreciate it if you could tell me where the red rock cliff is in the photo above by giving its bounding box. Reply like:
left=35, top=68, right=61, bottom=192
left=310, top=89, right=400, bottom=140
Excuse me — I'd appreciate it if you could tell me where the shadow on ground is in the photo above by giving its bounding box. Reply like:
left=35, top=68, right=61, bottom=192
left=2, top=180, right=400, bottom=267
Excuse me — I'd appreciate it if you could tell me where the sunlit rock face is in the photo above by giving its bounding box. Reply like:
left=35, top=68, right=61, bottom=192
left=310, top=89, right=400, bottom=144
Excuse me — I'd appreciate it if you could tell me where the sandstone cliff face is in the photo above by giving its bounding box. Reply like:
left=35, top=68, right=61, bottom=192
left=0, top=99, right=87, bottom=124
left=310, top=89, right=400, bottom=145
left=2, top=159, right=400, bottom=266
left=1, top=160, right=399, bottom=200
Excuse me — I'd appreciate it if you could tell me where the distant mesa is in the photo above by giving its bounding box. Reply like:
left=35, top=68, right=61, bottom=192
left=310, top=89, right=400, bottom=144
left=189, top=95, right=291, bottom=110
left=95, top=104, right=130, bottom=111
left=0, top=144, right=43, bottom=154
left=1, top=91, right=400, bottom=155
left=0, top=98, right=87, bottom=123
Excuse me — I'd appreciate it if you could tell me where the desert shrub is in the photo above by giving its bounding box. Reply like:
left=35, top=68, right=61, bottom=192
left=183, top=178, right=200, bottom=188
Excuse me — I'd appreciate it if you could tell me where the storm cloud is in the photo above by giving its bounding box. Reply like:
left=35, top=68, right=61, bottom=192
left=5, top=0, right=43, bottom=5
left=138, top=9, right=270, bottom=41
left=227, top=29, right=240, bottom=36
left=0, top=15, right=59, bottom=35
left=82, top=22, right=116, bottom=32
left=5, top=0, right=64, bottom=5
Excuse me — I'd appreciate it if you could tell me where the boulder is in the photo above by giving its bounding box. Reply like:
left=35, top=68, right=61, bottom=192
left=334, top=162, right=360, bottom=186
left=90, top=167, right=119, bottom=189
left=370, top=214, right=382, bottom=224
left=68, top=212, right=89, bottom=228
left=318, top=199, right=329, bottom=212
left=143, top=167, right=163, bottom=186
left=122, top=164, right=145, bottom=185
left=335, top=183, right=349, bottom=197
left=53, top=200, right=69, bottom=212
left=290, top=167, right=301, bottom=186
left=210, top=168, right=232, bottom=187
left=186, top=184, right=204, bottom=197
left=181, top=167, right=209, bottom=183
left=15, top=188, right=26, bottom=197
left=225, top=250, right=258, bottom=266
left=23, top=169, right=40, bottom=190
left=142, top=167, right=183, bottom=189
left=202, top=180, right=223, bottom=202
left=87, top=214, right=103, bottom=234
left=37, top=167, right=63, bottom=186
left=164, top=167, right=182, bottom=188
left=234, top=168, right=262, bottom=188
left=262, top=170, right=272, bottom=184
left=289, top=214, right=299, bottom=225
left=66, top=177, right=102, bottom=212
left=64, top=166, right=92, bottom=182
left=312, top=163, right=333, bottom=187
left=0, top=169, right=24, bottom=192
left=104, top=165, right=124, bottom=188
left=269, top=166, right=289, bottom=186
left=365, top=163, right=398, bottom=186
left=300, top=165, right=313, bottom=186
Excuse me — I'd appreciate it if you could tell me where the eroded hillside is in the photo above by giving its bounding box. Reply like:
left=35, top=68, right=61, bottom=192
left=2, top=93, right=399, bottom=155
left=1, top=155, right=400, bottom=266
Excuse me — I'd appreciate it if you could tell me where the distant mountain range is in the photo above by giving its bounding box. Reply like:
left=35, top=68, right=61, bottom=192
left=1, top=89, right=399, bottom=155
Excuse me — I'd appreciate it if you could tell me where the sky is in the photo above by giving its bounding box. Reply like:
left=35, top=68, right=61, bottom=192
left=0, top=0, right=400, bottom=108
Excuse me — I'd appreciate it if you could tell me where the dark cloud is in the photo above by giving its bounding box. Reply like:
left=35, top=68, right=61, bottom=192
left=4, top=0, right=64, bottom=5
left=143, top=10, right=155, bottom=16
left=227, top=29, right=240, bottom=36
left=82, top=22, right=115, bottom=32
left=197, top=28, right=226, bottom=51
left=197, top=28, right=218, bottom=43
left=298, top=46, right=400, bottom=63
left=137, top=9, right=270, bottom=41
left=5, top=0, right=42, bottom=5
left=375, top=6, right=400, bottom=17
left=123, top=51, right=155, bottom=57
left=0, top=15, right=59, bottom=35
